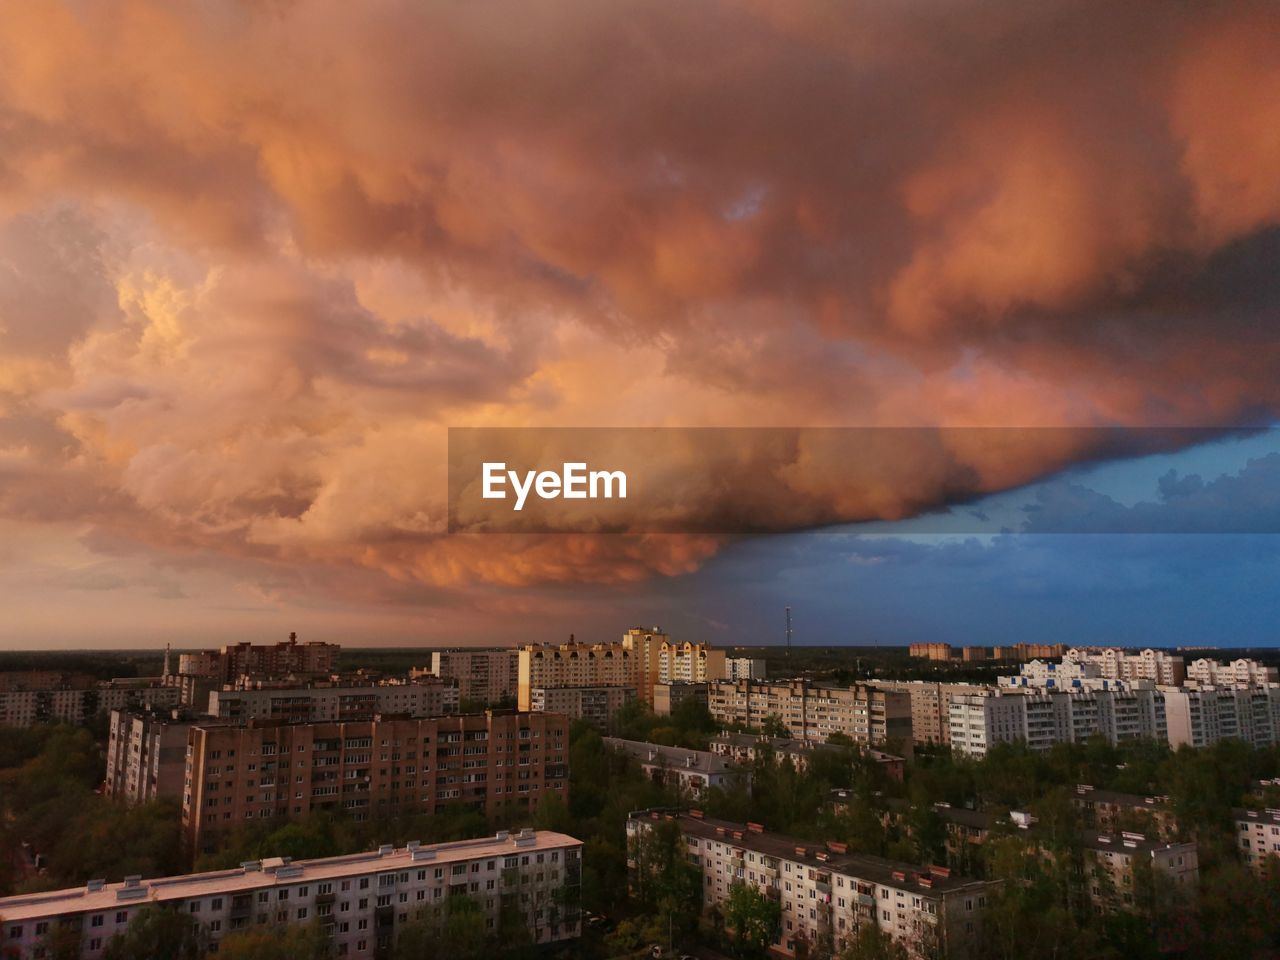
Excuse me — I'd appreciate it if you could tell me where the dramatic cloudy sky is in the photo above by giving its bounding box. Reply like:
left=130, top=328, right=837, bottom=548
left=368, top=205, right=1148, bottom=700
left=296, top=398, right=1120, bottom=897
left=2, top=1, right=1280, bottom=648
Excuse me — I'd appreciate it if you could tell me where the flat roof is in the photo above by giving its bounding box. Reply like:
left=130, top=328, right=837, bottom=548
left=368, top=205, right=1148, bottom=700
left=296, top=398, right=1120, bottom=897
left=604, top=738, right=737, bottom=774
left=1072, top=785, right=1171, bottom=809
left=1234, top=807, right=1280, bottom=825
left=640, top=810, right=989, bottom=896
left=0, top=831, right=581, bottom=924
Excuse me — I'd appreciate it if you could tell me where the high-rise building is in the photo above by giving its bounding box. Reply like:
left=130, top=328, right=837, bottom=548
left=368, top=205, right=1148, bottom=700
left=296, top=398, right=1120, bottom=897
left=868, top=680, right=990, bottom=746
left=422, top=649, right=520, bottom=705
left=517, top=637, right=636, bottom=711
left=657, top=639, right=726, bottom=687
left=652, top=682, right=708, bottom=717
left=0, top=673, right=179, bottom=728
left=527, top=685, right=636, bottom=728
left=907, top=643, right=953, bottom=661
left=1186, top=658, right=1279, bottom=686
left=628, top=809, right=997, bottom=959
left=0, top=830, right=583, bottom=958
left=1063, top=648, right=1185, bottom=686
left=1163, top=684, right=1280, bottom=748
left=724, top=657, right=766, bottom=681
left=105, top=709, right=200, bottom=805
left=176, top=635, right=340, bottom=685
left=182, top=711, right=568, bottom=854
left=706, top=680, right=912, bottom=746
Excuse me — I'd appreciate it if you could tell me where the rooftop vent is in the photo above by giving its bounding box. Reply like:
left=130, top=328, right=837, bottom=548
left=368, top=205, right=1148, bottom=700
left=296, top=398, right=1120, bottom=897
left=86, top=879, right=106, bottom=893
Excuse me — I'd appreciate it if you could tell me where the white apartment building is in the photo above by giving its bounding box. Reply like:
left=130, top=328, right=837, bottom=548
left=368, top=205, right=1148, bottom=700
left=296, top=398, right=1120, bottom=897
left=628, top=810, right=996, bottom=959
left=1063, top=648, right=1185, bottom=686
left=1163, top=684, right=1280, bottom=748
left=0, top=680, right=180, bottom=729
left=1186, top=658, right=1279, bottom=686
left=949, top=685, right=1167, bottom=758
left=0, top=831, right=582, bottom=959
left=1080, top=834, right=1198, bottom=912
left=725, top=658, right=767, bottom=681
left=1234, top=807, right=1280, bottom=871
left=869, top=681, right=990, bottom=746
left=604, top=738, right=745, bottom=796
left=207, top=680, right=459, bottom=723
left=104, top=709, right=198, bottom=805
left=707, top=680, right=912, bottom=746
left=423, top=649, right=520, bottom=705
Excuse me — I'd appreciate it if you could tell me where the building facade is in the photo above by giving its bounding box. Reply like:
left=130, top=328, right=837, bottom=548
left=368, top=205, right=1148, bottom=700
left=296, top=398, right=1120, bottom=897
left=517, top=638, right=636, bottom=711
left=424, top=649, right=519, bottom=705
left=868, top=681, right=990, bottom=746
left=0, top=673, right=180, bottom=728
left=0, top=830, right=582, bottom=959
left=708, top=680, right=912, bottom=746
left=105, top=709, right=198, bottom=805
left=182, top=712, right=568, bottom=854
left=527, top=685, right=636, bottom=728
left=628, top=810, right=997, bottom=959
left=1062, top=648, right=1186, bottom=686
left=604, top=739, right=745, bottom=796
left=653, top=682, right=708, bottom=717
left=710, top=732, right=905, bottom=782
left=1163, top=684, right=1280, bottom=748
left=1186, top=658, right=1279, bottom=686
left=725, top=658, right=767, bottom=681
left=1234, top=807, right=1280, bottom=871
left=207, top=680, right=458, bottom=724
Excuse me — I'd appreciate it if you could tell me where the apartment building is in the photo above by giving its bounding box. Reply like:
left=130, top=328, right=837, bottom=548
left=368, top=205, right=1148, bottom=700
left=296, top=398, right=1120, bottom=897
left=1186, top=658, right=1279, bottom=685
left=105, top=709, right=199, bottom=804
left=708, top=680, right=912, bottom=746
left=0, top=673, right=180, bottom=728
left=1080, top=833, right=1198, bottom=913
left=1163, top=684, right=1280, bottom=748
left=1063, top=648, right=1185, bottom=686
left=725, top=658, right=767, bottom=681
left=628, top=810, right=997, bottom=959
left=207, top=679, right=458, bottom=723
left=604, top=739, right=745, bottom=796
left=528, top=685, right=635, bottom=728
left=710, top=732, right=905, bottom=782
left=991, top=643, right=1067, bottom=662
left=517, top=631, right=729, bottom=712
left=653, top=682, right=707, bottom=717
left=869, top=681, right=989, bottom=746
left=1234, top=807, right=1280, bottom=871
left=182, top=712, right=568, bottom=854
left=0, top=830, right=582, bottom=959
left=423, top=649, right=520, bottom=705
left=517, top=638, right=636, bottom=711
left=907, top=643, right=953, bottom=661
left=948, top=685, right=1167, bottom=758
left=178, top=635, right=340, bottom=685
left=1071, top=785, right=1179, bottom=841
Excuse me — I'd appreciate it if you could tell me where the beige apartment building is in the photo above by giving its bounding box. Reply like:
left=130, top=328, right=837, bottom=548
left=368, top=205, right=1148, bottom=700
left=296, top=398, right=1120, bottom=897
left=182, top=711, right=568, bottom=854
left=707, top=680, right=912, bottom=746
left=517, top=637, right=637, bottom=710
left=629, top=810, right=997, bottom=959
left=1234, top=807, right=1280, bottom=871
left=869, top=680, right=990, bottom=746
left=105, top=709, right=200, bottom=805
left=0, top=830, right=582, bottom=959
left=423, top=648, right=520, bottom=704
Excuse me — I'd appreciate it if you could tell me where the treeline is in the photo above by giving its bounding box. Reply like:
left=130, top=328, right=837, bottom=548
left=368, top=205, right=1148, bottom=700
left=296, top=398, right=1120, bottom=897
left=0, top=651, right=161, bottom=680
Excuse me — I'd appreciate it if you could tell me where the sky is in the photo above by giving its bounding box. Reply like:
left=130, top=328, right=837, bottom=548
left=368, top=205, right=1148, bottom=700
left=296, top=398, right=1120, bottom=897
left=1, top=2, right=1280, bottom=648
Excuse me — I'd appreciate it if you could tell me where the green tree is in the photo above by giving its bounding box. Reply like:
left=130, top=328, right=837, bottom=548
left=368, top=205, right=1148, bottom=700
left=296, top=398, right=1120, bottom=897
left=102, top=906, right=205, bottom=960
left=839, top=923, right=909, bottom=960
left=724, top=882, right=781, bottom=959
left=211, top=923, right=331, bottom=960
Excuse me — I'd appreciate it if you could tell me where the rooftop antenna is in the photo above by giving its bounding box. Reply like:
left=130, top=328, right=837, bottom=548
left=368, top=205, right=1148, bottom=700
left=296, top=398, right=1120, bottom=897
left=785, top=606, right=792, bottom=658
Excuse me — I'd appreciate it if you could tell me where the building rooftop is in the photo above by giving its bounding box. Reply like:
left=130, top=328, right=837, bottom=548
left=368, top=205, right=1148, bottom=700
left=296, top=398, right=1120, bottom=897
left=0, top=831, right=581, bottom=924
left=638, top=809, right=990, bottom=896
left=1233, top=807, right=1280, bottom=825
left=1072, top=784, right=1172, bottom=809
left=711, top=732, right=902, bottom=764
left=604, top=738, right=737, bottom=775
left=1079, top=832, right=1191, bottom=856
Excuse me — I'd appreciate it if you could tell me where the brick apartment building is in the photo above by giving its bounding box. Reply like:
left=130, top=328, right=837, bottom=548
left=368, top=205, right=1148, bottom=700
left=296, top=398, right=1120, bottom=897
left=182, top=711, right=569, bottom=854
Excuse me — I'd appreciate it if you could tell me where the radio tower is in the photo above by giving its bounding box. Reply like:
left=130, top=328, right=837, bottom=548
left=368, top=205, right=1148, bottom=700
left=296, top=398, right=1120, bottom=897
left=785, top=606, right=792, bottom=658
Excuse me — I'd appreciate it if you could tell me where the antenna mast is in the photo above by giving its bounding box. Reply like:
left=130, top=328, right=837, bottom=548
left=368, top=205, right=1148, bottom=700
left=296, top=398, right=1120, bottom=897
left=785, top=606, right=792, bottom=658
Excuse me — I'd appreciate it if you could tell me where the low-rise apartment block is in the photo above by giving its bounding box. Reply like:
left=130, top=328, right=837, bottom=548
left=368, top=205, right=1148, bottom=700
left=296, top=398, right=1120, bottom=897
left=628, top=809, right=997, bottom=959
left=207, top=679, right=458, bottom=723
left=1071, top=785, right=1179, bottom=841
left=710, top=732, right=905, bottom=782
left=182, top=712, right=568, bottom=854
left=1080, top=833, right=1198, bottom=913
left=707, top=680, right=912, bottom=746
left=604, top=739, right=745, bottom=796
left=0, top=830, right=582, bottom=959
left=1234, top=807, right=1280, bottom=871
left=422, top=649, right=520, bottom=705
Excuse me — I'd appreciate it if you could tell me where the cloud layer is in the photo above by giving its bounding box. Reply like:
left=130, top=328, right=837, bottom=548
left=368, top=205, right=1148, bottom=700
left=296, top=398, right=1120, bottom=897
left=1, top=1, right=1279, bottom=622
